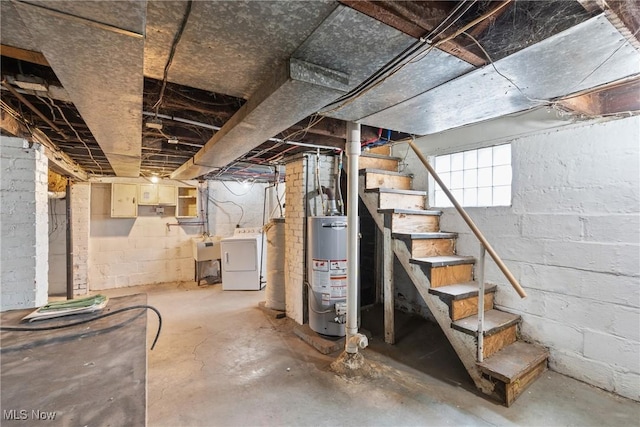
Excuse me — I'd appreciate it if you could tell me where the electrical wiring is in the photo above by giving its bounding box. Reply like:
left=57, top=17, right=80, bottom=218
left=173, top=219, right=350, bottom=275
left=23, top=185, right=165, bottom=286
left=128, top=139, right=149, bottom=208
left=462, top=31, right=548, bottom=106
left=221, top=179, right=255, bottom=197
left=278, top=113, right=326, bottom=143
left=571, top=26, right=640, bottom=90
left=208, top=194, right=245, bottom=226
left=324, top=0, right=512, bottom=116
left=35, top=94, right=56, bottom=121
left=48, top=196, right=60, bottom=237
left=0, top=305, right=163, bottom=350
left=396, top=136, right=414, bottom=174
left=152, top=0, right=193, bottom=116
left=165, top=85, right=240, bottom=107
left=47, top=96, right=104, bottom=174
left=323, top=2, right=476, bottom=115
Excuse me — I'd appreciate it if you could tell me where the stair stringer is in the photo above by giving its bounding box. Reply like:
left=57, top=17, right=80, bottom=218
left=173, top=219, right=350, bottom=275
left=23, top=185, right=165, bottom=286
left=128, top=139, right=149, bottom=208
left=359, top=182, right=494, bottom=394
left=392, top=238, right=494, bottom=394
left=359, top=177, right=385, bottom=230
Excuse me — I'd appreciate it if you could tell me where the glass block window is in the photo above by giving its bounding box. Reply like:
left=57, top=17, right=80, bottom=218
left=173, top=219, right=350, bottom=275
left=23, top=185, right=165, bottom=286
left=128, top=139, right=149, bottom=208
left=430, top=144, right=512, bottom=207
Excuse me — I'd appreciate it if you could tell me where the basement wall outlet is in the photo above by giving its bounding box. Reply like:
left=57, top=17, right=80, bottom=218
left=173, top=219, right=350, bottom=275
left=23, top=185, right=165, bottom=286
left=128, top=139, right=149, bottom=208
left=155, top=207, right=164, bottom=214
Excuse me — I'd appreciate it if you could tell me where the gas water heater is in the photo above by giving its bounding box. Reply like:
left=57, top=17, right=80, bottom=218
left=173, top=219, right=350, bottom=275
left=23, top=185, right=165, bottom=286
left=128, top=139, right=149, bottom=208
left=307, top=216, right=348, bottom=337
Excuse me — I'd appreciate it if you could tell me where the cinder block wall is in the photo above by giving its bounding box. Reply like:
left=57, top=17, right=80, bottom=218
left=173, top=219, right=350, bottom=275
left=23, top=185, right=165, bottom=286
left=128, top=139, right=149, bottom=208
left=284, top=153, right=338, bottom=324
left=207, top=180, right=276, bottom=238
left=48, top=197, right=67, bottom=295
left=71, top=182, right=91, bottom=295
left=0, top=137, right=48, bottom=310
left=87, top=180, right=200, bottom=289
left=399, top=116, right=640, bottom=401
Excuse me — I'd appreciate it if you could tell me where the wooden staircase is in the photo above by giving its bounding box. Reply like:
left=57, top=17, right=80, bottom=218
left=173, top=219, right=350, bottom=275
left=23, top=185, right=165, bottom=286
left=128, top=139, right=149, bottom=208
left=357, top=145, right=549, bottom=406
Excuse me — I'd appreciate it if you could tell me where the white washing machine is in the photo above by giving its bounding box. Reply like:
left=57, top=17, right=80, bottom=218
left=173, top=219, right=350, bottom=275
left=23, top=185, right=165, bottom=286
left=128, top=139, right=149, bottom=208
left=220, top=227, right=266, bottom=290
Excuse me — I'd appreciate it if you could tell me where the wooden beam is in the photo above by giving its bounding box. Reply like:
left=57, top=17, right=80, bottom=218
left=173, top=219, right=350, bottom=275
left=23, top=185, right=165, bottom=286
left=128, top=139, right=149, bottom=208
left=288, top=116, right=379, bottom=141
left=383, top=225, right=395, bottom=344
left=0, top=109, right=29, bottom=138
left=31, top=128, right=89, bottom=181
left=0, top=44, right=49, bottom=66
left=558, top=77, right=640, bottom=116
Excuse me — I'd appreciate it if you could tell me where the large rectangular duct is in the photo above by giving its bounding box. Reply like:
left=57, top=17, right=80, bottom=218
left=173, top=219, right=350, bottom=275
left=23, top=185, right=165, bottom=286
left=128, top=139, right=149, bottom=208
left=171, top=58, right=349, bottom=179
left=358, top=14, right=640, bottom=135
left=14, top=1, right=145, bottom=177
left=171, top=5, right=416, bottom=180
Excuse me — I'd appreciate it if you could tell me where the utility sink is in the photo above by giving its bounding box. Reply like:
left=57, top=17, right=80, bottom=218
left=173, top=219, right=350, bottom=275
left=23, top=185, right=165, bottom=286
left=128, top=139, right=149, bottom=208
left=191, top=236, right=221, bottom=261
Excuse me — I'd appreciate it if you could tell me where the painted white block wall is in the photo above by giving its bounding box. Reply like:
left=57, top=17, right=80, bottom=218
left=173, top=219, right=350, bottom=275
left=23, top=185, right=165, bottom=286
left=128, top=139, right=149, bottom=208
left=398, top=116, right=640, bottom=401
left=0, top=136, right=48, bottom=310
left=48, top=197, right=67, bottom=295
left=284, top=154, right=338, bottom=324
left=206, top=180, right=278, bottom=238
left=71, top=182, right=91, bottom=295
left=88, top=180, right=201, bottom=290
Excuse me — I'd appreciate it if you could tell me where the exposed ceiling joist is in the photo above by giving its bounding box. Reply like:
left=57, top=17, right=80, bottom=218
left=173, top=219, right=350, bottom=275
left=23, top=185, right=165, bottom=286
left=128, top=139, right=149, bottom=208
left=558, top=77, right=640, bottom=117
left=0, top=44, right=48, bottom=66
left=0, top=108, right=88, bottom=181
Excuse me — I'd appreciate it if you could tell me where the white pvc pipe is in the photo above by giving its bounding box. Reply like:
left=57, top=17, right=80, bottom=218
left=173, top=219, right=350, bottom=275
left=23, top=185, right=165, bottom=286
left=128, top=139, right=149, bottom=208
left=346, top=122, right=360, bottom=350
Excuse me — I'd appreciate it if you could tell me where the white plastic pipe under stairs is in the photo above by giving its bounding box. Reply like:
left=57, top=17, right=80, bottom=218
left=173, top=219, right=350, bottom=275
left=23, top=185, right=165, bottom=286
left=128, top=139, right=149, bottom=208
left=345, top=122, right=368, bottom=353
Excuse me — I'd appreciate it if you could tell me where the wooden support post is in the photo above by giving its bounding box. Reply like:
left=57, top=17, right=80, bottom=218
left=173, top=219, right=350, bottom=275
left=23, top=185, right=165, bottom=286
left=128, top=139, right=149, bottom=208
left=375, top=227, right=383, bottom=304
left=383, top=226, right=395, bottom=344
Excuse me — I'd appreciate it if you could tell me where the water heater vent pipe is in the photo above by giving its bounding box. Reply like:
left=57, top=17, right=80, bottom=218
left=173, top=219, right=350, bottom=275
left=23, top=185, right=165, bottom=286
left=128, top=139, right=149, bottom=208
left=345, top=122, right=368, bottom=354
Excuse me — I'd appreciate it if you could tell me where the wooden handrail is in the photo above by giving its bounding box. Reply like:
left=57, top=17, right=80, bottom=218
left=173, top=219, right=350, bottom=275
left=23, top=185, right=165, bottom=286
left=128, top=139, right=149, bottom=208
left=408, top=140, right=527, bottom=299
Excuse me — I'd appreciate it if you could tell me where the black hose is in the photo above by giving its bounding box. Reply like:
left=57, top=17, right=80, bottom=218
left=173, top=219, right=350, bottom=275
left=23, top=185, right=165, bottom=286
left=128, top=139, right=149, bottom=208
left=0, top=305, right=163, bottom=350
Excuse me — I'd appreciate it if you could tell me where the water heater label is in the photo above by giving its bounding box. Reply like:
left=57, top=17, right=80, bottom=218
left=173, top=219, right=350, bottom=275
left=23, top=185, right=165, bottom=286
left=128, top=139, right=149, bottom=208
left=330, top=259, right=347, bottom=300
left=311, top=259, right=330, bottom=294
left=312, top=259, right=347, bottom=303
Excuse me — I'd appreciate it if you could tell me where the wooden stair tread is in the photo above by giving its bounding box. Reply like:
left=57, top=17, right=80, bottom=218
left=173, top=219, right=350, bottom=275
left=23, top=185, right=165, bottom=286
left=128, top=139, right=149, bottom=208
left=410, top=255, right=476, bottom=267
left=393, top=231, right=457, bottom=240
left=478, top=341, right=549, bottom=383
left=452, top=309, right=521, bottom=336
left=360, top=152, right=402, bottom=161
left=378, top=208, right=442, bottom=216
left=359, top=168, right=412, bottom=177
left=429, top=282, right=497, bottom=300
left=364, top=188, right=427, bottom=196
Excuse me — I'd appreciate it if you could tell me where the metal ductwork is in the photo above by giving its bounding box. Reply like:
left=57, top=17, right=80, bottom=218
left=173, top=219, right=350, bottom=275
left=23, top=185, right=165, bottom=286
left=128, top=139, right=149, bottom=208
left=171, top=58, right=349, bottom=179
left=13, top=1, right=145, bottom=177
left=171, top=5, right=416, bottom=180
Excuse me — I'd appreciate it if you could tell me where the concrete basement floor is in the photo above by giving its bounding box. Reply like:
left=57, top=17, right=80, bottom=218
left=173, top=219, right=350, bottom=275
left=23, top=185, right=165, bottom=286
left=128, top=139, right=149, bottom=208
left=97, top=281, right=639, bottom=427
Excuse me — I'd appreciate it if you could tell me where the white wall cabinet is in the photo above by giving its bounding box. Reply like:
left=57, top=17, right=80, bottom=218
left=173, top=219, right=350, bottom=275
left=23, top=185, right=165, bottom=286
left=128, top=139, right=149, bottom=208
left=138, top=184, right=177, bottom=205
left=111, top=183, right=137, bottom=218
left=158, top=185, right=177, bottom=205
left=176, top=187, right=198, bottom=218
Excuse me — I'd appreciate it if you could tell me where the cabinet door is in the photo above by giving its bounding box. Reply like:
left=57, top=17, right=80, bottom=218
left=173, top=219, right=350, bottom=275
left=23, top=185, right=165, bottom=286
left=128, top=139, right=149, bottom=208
left=158, top=185, right=176, bottom=205
left=138, top=184, right=158, bottom=205
left=111, top=183, right=137, bottom=217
